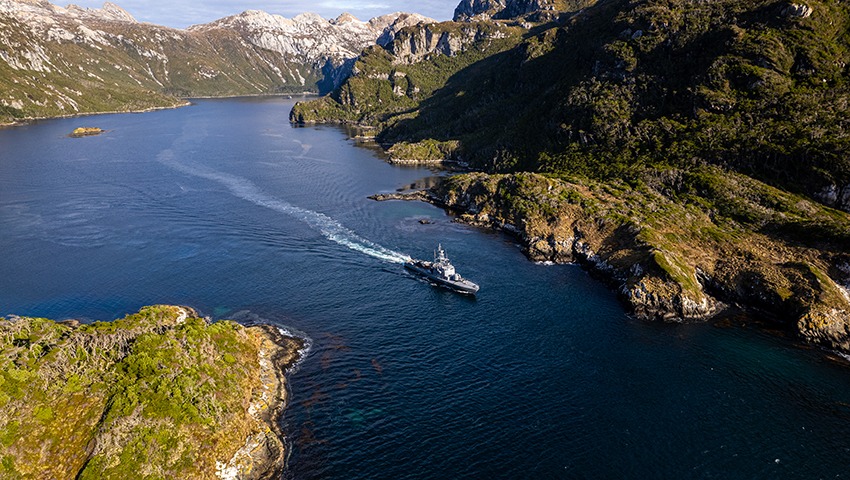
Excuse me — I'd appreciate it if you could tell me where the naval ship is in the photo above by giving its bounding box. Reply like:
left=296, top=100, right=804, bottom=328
left=405, top=244, right=480, bottom=294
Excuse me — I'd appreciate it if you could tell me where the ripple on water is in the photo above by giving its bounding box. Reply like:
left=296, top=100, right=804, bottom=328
left=3, top=98, right=850, bottom=480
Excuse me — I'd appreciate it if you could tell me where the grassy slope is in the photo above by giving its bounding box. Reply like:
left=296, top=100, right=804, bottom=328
left=290, top=21, right=527, bottom=127
left=295, top=0, right=850, bottom=198
left=293, top=0, right=850, bottom=347
left=0, top=14, right=321, bottom=123
left=0, top=305, right=298, bottom=479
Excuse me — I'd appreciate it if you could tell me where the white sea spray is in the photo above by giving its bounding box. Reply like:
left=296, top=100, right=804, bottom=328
left=158, top=148, right=410, bottom=264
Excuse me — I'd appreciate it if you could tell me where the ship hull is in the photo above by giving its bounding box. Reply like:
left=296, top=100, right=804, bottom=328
left=405, top=261, right=480, bottom=294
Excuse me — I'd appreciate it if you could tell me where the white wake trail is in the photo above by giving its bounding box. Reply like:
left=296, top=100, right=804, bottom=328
left=158, top=150, right=410, bottom=264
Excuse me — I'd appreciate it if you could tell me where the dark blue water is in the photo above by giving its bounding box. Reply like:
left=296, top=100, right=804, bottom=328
left=2, top=97, right=850, bottom=478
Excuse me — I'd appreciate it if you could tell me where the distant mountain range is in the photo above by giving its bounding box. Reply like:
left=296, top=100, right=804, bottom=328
left=0, top=0, right=432, bottom=121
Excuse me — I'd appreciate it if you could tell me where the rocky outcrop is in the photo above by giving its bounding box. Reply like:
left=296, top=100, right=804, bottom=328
left=424, top=173, right=718, bottom=321
left=453, top=0, right=507, bottom=21
left=69, top=126, right=104, bottom=137
left=216, top=325, right=303, bottom=480
left=67, top=1, right=136, bottom=22
left=453, top=0, right=597, bottom=22
left=368, top=190, right=432, bottom=202
left=374, top=12, right=438, bottom=46
left=782, top=3, right=813, bottom=18
left=816, top=183, right=850, bottom=213
left=0, top=305, right=305, bottom=479
left=408, top=172, right=850, bottom=352
left=386, top=22, right=510, bottom=65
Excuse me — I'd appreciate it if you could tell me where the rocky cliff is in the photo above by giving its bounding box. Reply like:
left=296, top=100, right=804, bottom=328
left=421, top=171, right=850, bottom=352
left=0, top=305, right=304, bottom=479
left=188, top=10, right=433, bottom=89
left=295, top=0, right=850, bottom=353
left=386, top=21, right=513, bottom=65
left=453, top=0, right=597, bottom=21
left=289, top=20, right=525, bottom=125
left=0, top=0, right=431, bottom=122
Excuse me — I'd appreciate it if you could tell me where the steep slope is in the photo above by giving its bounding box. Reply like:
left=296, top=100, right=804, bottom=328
left=0, top=0, right=431, bottom=123
left=290, top=20, right=528, bottom=127
left=187, top=10, right=434, bottom=94
left=454, top=0, right=597, bottom=21
left=293, top=0, right=850, bottom=210
left=292, top=0, right=850, bottom=352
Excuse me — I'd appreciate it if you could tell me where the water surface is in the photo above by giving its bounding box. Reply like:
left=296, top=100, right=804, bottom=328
left=1, top=97, right=849, bottom=478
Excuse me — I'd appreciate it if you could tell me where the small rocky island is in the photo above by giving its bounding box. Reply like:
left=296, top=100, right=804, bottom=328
left=0, top=305, right=303, bottom=479
left=69, top=127, right=105, bottom=137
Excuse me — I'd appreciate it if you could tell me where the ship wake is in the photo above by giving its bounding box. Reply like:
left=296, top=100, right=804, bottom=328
left=158, top=149, right=410, bottom=264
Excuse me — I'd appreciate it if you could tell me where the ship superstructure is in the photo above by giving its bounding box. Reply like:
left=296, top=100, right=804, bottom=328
left=404, top=244, right=479, bottom=294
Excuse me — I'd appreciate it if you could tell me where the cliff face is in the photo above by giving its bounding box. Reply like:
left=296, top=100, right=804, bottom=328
left=295, top=0, right=850, bottom=354
left=453, top=0, right=597, bottom=21
left=189, top=10, right=434, bottom=76
left=453, top=0, right=507, bottom=21
left=0, top=305, right=304, bottom=479
left=387, top=22, right=511, bottom=64
left=0, top=0, right=430, bottom=122
left=289, top=21, right=524, bottom=125
left=431, top=172, right=850, bottom=351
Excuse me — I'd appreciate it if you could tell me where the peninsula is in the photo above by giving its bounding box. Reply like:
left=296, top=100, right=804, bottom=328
left=294, top=0, right=850, bottom=352
left=0, top=305, right=304, bottom=479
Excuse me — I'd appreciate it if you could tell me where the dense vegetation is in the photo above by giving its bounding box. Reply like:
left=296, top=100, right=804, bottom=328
left=290, top=21, right=526, bottom=125
left=0, top=305, right=299, bottom=479
left=294, top=0, right=850, bottom=347
left=0, top=13, right=323, bottom=124
left=295, top=0, right=850, bottom=208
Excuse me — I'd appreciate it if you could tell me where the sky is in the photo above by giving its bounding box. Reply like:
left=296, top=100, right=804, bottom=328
left=65, top=1, right=459, bottom=28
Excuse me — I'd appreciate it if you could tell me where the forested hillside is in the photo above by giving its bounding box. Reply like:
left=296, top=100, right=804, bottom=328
left=293, top=0, right=850, bottom=352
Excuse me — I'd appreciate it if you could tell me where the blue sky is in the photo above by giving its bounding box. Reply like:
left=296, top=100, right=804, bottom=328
left=66, top=1, right=458, bottom=28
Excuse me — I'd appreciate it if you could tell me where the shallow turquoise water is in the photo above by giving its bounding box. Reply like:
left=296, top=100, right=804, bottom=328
left=1, top=97, right=850, bottom=478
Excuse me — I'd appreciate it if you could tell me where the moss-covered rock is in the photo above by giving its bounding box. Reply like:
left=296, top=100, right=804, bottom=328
left=69, top=127, right=105, bottom=137
left=0, top=305, right=303, bottom=479
left=387, top=139, right=461, bottom=164
left=423, top=170, right=850, bottom=350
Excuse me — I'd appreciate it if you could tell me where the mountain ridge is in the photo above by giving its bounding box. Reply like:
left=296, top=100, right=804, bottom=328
left=291, top=0, right=850, bottom=353
left=0, top=0, right=433, bottom=123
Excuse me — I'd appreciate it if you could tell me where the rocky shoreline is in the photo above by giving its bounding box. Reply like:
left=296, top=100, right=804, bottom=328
left=216, top=324, right=304, bottom=480
left=372, top=173, right=850, bottom=354
left=0, top=305, right=305, bottom=479
left=0, top=101, right=191, bottom=128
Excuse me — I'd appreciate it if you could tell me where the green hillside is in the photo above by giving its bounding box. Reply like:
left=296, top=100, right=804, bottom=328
left=294, top=0, right=850, bottom=350
left=0, top=13, right=324, bottom=124
left=296, top=0, right=850, bottom=206
left=0, top=306, right=302, bottom=479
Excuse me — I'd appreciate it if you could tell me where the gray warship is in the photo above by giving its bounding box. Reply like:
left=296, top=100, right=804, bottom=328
left=405, top=244, right=480, bottom=294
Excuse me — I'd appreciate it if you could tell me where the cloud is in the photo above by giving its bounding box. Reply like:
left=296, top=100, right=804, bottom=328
left=66, top=0, right=457, bottom=28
